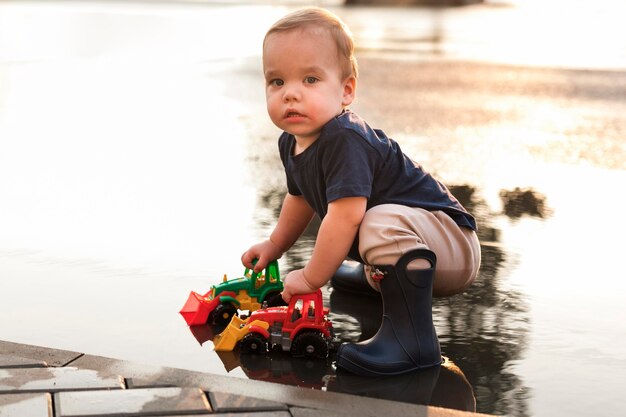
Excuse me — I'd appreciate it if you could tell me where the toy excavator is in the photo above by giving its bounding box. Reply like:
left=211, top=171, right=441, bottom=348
left=179, top=260, right=284, bottom=327
left=213, top=289, right=334, bottom=359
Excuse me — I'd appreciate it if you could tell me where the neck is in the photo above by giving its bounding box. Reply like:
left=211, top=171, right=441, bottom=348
left=293, top=135, right=317, bottom=155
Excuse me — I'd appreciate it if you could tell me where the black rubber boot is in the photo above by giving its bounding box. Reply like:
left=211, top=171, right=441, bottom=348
left=330, top=261, right=379, bottom=297
left=330, top=285, right=382, bottom=341
left=335, top=249, right=442, bottom=376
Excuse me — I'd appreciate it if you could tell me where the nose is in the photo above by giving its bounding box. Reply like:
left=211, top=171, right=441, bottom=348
left=282, top=83, right=301, bottom=103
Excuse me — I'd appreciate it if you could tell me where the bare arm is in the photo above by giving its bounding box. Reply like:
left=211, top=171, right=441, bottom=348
left=282, top=196, right=367, bottom=301
left=242, top=193, right=315, bottom=272
left=270, top=193, right=315, bottom=254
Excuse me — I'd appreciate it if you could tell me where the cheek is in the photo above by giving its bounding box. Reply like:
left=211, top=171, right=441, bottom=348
left=266, top=97, right=282, bottom=122
left=265, top=93, right=278, bottom=110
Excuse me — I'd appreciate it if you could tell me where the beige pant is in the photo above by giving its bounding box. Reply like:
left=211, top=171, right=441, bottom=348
left=358, top=204, right=481, bottom=297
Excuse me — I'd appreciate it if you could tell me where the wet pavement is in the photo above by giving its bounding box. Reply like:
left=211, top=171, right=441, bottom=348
left=0, top=340, right=492, bottom=416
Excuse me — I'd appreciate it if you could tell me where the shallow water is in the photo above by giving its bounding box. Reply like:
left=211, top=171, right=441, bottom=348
left=1, top=1, right=626, bottom=416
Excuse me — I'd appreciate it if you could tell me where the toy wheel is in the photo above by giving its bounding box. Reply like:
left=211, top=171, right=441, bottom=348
left=241, top=333, right=268, bottom=355
left=264, top=291, right=287, bottom=307
left=210, top=303, right=237, bottom=327
left=291, top=331, right=328, bottom=359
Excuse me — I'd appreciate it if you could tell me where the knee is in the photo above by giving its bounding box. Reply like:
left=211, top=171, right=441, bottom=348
left=358, top=205, right=424, bottom=266
left=433, top=231, right=480, bottom=297
left=433, top=268, right=477, bottom=297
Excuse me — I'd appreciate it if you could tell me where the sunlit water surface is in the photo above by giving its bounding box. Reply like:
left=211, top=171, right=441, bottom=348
left=1, top=1, right=625, bottom=416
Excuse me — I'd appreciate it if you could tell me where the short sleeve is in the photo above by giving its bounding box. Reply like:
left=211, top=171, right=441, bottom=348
left=320, top=129, right=375, bottom=202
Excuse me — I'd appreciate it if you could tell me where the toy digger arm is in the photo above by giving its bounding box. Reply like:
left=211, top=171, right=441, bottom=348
left=213, top=318, right=269, bottom=352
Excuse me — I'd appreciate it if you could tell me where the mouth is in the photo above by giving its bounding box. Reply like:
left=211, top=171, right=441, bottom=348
left=284, top=110, right=305, bottom=119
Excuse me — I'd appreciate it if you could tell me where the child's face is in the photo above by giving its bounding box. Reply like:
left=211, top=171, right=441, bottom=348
left=263, top=27, right=355, bottom=145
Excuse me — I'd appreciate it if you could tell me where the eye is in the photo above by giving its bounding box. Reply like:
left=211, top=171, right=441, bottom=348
left=304, top=76, right=318, bottom=84
left=269, top=79, right=284, bottom=87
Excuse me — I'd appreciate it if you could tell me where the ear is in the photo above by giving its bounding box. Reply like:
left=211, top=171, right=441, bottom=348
left=341, top=76, right=357, bottom=107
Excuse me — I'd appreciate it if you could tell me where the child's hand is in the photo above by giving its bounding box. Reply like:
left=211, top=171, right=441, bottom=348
left=241, top=239, right=284, bottom=273
left=282, top=268, right=317, bottom=303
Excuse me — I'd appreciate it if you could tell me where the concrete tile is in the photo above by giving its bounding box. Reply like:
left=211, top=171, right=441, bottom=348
left=71, top=352, right=493, bottom=417
left=54, top=387, right=211, bottom=416
left=71, top=354, right=171, bottom=382
left=208, top=390, right=288, bottom=412
left=0, top=354, right=47, bottom=369
left=162, top=414, right=290, bottom=417
left=217, top=414, right=291, bottom=417
left=0, top=340, right=82, bottom=367
left=125, top=378, right=174, bottom=389
left=289, top=404, right=476, bottom=417
left=0, top=393, right=52, bottom=417
left=73, top=355, right=433, bottom=417
left=0, top=367, right=124, bottom=393
left=290, top=407, right=351, bottom=417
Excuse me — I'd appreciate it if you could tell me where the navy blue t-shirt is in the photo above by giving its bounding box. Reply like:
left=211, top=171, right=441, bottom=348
left=278, top=110, right=476, bottom=261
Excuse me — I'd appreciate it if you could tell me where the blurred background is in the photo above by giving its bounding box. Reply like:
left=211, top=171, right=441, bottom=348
left=1, top=1, right=625, bottom=416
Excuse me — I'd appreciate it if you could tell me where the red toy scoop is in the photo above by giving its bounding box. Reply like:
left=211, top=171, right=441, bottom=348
left=180, top=291, right=213, bottom=326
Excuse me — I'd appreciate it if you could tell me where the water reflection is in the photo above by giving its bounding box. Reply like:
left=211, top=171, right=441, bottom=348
left=252, top=185, right=321, bottom=271
left=186, top=321, right=476, bottom=412
left=436, top=185, right=530, bottom=416
left=435, top=243, right=530, bottom=417
left=499, top=187, right=549, bottom=220
left=331, top=359, right=476, bottom=413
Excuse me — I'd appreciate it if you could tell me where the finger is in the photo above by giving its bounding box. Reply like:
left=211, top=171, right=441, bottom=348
left=242, top=250, right=261, bottom=269
left=241, top=251, right=254, bottom=268
left=281, top=291, right=291, bottom=303
left=253, top=256, right=268, bottom=273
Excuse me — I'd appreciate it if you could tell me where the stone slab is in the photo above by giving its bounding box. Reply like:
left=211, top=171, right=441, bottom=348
left=218, top=414, right=291, bottom=417
left=125, top=378, right=174, bottom=389
left=290, top=405, right=492, bottom=417
left=74, top=354, right=490, bottom=417
left=0, top=341, right=82, bottom=367
left=290, top=407, right=351, bottom=417
left=0, top=354, right=47, bottom=369
left=54, top=387, right=211, bottom=416
left=164, top=414, right=290, bottom=417
left=208, top=390, right=288, bottom=412
left=0, top=393, right=51, bottom=417
left=0, top=367, right=124, bottom=393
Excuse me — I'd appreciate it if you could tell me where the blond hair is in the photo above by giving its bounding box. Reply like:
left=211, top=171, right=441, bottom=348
left=263, top=7, right=358, bottom=79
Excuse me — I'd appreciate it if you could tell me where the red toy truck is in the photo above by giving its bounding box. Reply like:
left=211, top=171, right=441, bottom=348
left=213, top=289, right=333, bottom=359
